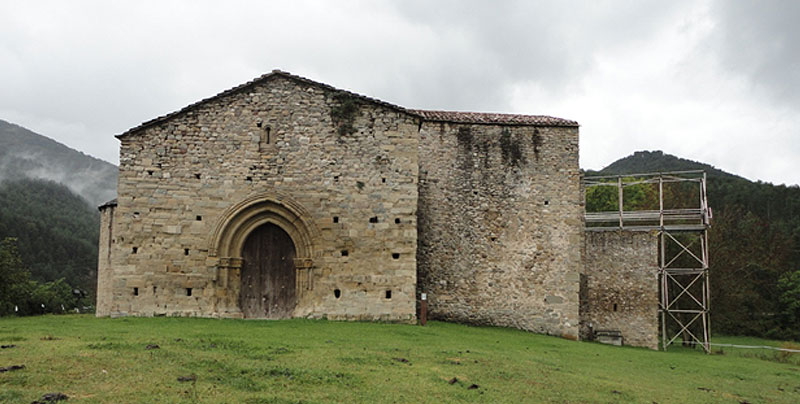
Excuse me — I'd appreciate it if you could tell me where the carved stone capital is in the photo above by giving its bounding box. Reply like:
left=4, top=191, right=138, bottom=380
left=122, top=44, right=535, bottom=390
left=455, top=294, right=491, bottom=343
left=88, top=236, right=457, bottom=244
left=294, top=257, right=313, bottom=269
left=218, top=257, right=243, bottom=269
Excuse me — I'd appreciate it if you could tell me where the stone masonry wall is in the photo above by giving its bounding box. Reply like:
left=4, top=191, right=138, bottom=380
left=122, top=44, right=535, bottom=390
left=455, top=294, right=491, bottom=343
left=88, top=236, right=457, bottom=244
left=417, top=122, right=582, bottom=338
left=581, top=231, right=659, bottom=349
left=96, top=203, right=114, bottom=316
left=104, top=75, right=419, bottom=321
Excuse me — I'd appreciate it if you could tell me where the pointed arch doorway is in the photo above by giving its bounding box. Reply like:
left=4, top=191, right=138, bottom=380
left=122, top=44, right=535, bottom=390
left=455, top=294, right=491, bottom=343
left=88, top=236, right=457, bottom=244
left=209, top=192, right=318, bottom=319
left=240, top=223, right=297, bottom=318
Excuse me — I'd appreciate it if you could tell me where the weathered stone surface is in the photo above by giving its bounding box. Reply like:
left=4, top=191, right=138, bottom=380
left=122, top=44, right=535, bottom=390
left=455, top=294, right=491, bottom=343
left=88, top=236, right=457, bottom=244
left=417, top=123, right=582, bottom=338
left=581, top=231, right=659, bottom=349
left=96, top=201, right=115, bottom=315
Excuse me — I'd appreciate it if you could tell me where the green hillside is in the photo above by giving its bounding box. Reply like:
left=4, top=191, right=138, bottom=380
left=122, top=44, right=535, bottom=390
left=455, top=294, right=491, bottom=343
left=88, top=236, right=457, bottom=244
left=588, top=150, right=800, bottom=340
left=589, top=150, right=740, bottom=180
left=0, top=119, right=116, bottom=301
left=0, top=178, right=99, bottom=294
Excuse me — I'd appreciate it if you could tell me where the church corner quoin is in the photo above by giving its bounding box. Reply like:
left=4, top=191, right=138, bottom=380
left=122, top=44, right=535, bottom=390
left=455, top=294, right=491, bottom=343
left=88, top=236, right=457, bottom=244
left=96, top=70, right=655, bottom=348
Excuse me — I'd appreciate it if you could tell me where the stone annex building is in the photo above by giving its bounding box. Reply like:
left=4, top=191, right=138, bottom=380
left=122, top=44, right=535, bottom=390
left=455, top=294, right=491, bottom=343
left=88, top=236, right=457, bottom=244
left=96, top=70, right=658, bottom=349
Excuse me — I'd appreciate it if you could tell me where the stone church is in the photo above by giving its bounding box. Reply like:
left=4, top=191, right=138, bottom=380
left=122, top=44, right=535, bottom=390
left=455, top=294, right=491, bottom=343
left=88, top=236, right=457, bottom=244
left=97, top=70, right=658, bottom=348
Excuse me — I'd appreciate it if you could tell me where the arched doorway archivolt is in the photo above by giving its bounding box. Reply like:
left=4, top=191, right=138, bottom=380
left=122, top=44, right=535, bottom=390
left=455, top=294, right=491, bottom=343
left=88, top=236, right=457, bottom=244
left=210, top=191, right=317, bottom=262
left=209, top=191, right=318, bottom=313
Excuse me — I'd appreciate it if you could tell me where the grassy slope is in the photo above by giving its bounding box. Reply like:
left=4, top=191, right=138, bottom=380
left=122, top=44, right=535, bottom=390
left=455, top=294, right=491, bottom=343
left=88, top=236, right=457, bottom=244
left=1, top=316, right=798, bottom=404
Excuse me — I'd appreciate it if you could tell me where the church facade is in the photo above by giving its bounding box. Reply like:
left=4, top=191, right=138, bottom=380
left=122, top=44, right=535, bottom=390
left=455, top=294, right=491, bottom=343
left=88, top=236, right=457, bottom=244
left=97, top=70, right=650, bottom=345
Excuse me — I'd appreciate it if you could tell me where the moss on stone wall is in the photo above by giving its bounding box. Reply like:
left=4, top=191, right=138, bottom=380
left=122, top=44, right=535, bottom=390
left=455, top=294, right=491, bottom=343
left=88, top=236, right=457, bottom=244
left=499, top=128, right=525, bottom=168
left=330, top=92, right=359, bottom=137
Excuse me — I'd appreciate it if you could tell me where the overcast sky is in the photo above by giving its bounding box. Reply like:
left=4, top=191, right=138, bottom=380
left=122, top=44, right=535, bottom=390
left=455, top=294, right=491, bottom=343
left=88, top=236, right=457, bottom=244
left=1, top=0, right=798, bottom=185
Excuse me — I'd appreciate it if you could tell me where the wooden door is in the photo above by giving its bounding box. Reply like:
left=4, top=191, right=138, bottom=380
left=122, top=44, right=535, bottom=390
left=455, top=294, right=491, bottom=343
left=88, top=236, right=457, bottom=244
left=240, top=223, right=297, bottom=318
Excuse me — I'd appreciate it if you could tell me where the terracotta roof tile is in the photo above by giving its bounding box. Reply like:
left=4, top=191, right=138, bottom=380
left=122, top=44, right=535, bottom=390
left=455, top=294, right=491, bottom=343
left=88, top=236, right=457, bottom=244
left=410, top=109, right=578, bottom=127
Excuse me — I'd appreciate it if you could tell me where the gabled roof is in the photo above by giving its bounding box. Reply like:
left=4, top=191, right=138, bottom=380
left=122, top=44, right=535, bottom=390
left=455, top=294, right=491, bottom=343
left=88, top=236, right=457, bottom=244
left=117, top=70, right=578, bottom=138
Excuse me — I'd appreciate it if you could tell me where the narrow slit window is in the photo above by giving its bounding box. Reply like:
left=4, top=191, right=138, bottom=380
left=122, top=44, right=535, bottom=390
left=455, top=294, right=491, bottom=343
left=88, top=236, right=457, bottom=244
left=334, top=289, right=341, bottom=299
left=132, top=247, right=138, bottom=254
left=133, top=287, right=139, bottom=296
left=385, top=290, right=392, bottom=299
left=184, top=248, right=189, bottom=256
left=259, top=126, right=272, bottom=148
left=333, top=216, right=339, bottom=223
left=186, top=288, right=193, bottom=297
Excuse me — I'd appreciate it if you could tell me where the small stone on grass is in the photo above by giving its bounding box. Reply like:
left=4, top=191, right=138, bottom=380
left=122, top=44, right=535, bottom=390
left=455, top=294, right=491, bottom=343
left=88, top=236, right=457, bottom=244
left=177, top=374, right=197, bottom=382
left=0, top=364, right=25, bottom=373
left=31, top=392, right=68, bottom=403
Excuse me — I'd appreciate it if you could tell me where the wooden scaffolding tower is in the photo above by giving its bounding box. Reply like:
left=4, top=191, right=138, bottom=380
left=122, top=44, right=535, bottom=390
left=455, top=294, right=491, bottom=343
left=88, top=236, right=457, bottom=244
left=584, top=170, right=711, bottom=352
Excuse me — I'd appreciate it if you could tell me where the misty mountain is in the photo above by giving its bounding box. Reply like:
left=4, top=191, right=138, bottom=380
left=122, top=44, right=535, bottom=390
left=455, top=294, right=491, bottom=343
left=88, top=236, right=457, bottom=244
left=0, top=119, right=117, bottom=207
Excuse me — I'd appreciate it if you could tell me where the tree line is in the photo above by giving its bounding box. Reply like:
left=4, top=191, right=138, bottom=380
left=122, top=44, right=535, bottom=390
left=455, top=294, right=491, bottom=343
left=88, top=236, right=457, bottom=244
left=0, top=237, right=93, bottom=315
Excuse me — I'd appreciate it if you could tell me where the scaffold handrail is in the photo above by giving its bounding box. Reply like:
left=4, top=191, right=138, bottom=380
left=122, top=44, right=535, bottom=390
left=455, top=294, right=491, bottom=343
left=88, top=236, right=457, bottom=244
left=584, top=169, right=706, bottom=181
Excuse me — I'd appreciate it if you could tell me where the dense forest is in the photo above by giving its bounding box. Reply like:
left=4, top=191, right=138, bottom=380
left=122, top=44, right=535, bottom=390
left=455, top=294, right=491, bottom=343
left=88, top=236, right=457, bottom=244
left=0, top=178, right=100, bottom=297
left=587, top=151, right=800, bottom=341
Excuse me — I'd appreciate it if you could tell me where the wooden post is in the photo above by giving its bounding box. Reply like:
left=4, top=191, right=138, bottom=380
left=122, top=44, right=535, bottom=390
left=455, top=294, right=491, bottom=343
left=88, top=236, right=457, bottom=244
left=659, top=176, right=664, bottom=229
left=420, top=293, right=427, bottom=326
left=618, top=176, right=624, bottom=229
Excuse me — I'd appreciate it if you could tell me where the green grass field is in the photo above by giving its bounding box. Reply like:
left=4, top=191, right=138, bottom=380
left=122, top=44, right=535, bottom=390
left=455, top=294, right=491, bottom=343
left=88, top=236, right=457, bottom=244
left=1, top=315, right=798, bottom=403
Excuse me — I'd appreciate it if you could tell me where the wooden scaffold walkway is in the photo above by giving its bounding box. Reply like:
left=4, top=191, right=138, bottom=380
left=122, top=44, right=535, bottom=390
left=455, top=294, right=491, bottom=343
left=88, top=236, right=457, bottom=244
left=584, top=170, right=712, bottom=352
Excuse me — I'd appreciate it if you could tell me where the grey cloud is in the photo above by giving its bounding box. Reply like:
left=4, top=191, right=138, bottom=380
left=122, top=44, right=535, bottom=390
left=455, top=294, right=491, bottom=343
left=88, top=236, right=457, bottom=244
left=708, top=0, right=800, bottom=106
left=379, top=0, right=693, bottom=111
left=0, top=1, right=798, bottom=185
